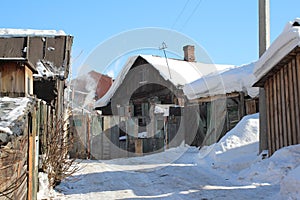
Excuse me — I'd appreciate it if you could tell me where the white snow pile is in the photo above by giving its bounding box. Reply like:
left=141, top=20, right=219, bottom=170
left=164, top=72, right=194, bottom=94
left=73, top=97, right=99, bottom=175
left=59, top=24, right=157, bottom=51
left=184, top=62, right=259, bottom=100
left=199, top=113, right=300, bottom=199
left=198, top=113, right=260, bottom=172
left=0, top=28, right=66, bottom=37
left=37, top=172, right=61, bottom=200
left=238, top=145, right=300, bottom=184
left=238, top=144, right=300, bottom=199
left=0, top=97, right=31, bottom=135
left=280, top=164, right=300, bottom=199
left=254, top=18, right=300, bottom=82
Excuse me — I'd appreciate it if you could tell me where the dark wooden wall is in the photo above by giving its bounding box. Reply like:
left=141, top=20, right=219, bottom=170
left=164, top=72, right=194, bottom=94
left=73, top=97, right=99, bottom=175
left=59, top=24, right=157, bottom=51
left=185, top=93, right=258, bottom=147
left=0, top=36, right=73, bottom=78
left=265, top=53, right=300, bottom=155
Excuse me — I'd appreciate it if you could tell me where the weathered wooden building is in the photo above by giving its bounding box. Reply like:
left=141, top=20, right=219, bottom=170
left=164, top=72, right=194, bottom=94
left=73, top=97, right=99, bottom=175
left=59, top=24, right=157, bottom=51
left=94, top=46, right=240, bottom=157
left=183, top=62, right=259, bottom=146
left=254, top=19, right=300, bottom=156
left=0, top=32, right=73, bottom=118
left=0, top=29, right=73, bottom=199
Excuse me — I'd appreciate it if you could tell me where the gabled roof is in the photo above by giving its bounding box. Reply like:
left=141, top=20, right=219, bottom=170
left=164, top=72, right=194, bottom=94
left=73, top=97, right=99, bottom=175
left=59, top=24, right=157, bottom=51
left=254, top=18, right=300, bottom=85
left=95, top=54, right=235, bottom=108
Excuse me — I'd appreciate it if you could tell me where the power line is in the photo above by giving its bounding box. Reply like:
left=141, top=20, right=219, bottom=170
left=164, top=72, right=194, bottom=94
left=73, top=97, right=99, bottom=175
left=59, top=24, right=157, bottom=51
left=180, top=0, right=203, bottom=30
left=171, top=0, right=191, bottom=29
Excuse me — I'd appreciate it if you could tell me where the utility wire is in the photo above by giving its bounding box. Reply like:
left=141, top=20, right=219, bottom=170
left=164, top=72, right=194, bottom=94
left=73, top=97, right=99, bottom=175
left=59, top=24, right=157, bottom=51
left=171, top=0, right=191, bottom=29
left=180, top=0, right=203, bottom=30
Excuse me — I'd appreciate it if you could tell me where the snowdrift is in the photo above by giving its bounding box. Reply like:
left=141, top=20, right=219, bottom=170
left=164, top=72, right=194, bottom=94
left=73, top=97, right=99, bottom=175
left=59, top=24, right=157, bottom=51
left=199, top=112, right=300, bottom=199
left=198, top=113, right=259, bottom=172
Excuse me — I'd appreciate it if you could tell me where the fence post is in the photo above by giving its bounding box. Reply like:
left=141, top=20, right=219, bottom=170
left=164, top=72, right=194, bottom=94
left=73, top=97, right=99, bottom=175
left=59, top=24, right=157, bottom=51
left=87, top=115, right=91, bottom=159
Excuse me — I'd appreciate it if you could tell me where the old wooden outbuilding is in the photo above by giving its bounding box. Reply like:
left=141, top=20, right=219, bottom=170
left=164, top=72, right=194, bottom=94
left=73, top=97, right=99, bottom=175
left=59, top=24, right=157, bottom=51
left=0, top=30, right=73, bottom=119
left=94, top=45, right=239, bottom=158
left=254, top=19, right=300, bottom=156
left=183, top=62, right=259, bottom=146
left=0, top=29, right=73, bottom=199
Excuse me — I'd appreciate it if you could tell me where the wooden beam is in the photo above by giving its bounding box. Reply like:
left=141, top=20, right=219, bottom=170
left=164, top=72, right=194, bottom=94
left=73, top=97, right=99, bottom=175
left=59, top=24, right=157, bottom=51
left=285, top=64, right=292, bottom=146
left=288, top=61, right=297, bottom=145
left=296, top=54, right=300, bottom=144
left=269, top=78, right=275, bottom=154
left=280, top=67, right=288, bottom=147
left=265, top=80, right=272, bottom=155
left=276, top=71, right=283, bottom=149
left=273, top=74, right=279, bottom=150
left=293, top=57, right=300, bottom=144
left=189, top=92, right=240, bottom=104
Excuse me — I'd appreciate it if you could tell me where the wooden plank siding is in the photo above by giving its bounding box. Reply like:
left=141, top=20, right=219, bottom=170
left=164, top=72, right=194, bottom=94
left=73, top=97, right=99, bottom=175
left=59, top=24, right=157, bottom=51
left=264, top=53, right=300, bottom=155
left=296, top=54, right=300, bottom=144
left=276, top=72, right=283, bottom=149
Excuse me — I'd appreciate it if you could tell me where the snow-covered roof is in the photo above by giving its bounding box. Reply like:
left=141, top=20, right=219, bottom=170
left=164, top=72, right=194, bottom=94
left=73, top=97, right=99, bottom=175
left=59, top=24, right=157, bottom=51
left=0, top=97, right=33, bottom=144
left=0, top=28, right=66, bottom=37
left=95, top=54, right=235, bottom=108
left=183, top=63, right=259, bottom=100
left=254, top=18, right=300, bottom=83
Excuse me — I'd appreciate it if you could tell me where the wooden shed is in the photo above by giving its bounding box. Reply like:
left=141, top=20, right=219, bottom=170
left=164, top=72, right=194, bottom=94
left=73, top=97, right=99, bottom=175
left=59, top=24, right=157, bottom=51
left=0, top=29, right=73, bottom=199
left=183, top=62, right=259, bottom=147
left=0, top=33, right=73, bottom=110
left=253, top=19, right=300, bottom=156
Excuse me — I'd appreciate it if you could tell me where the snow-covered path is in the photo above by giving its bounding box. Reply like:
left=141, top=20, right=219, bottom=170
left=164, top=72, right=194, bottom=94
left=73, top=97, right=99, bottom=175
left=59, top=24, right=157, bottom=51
left=54, top=147, right=278, bottom=200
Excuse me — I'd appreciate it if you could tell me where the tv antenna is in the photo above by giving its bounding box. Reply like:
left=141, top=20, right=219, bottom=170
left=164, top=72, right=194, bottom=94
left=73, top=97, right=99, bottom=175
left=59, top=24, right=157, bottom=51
left=159, top=42, right=172, bottom=79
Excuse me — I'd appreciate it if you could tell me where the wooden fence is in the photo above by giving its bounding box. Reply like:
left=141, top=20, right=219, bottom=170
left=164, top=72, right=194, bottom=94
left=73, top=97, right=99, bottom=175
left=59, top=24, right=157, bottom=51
left=70, top=114, right=170, bottom=160
left=0, top=98, right=54, bottom=200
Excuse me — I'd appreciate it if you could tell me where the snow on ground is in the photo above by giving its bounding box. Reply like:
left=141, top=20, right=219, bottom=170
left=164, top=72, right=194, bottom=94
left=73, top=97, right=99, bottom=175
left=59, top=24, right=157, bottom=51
left=198, top=113, right=260, bottom=173
left=42, top=113, right=300, bottom=200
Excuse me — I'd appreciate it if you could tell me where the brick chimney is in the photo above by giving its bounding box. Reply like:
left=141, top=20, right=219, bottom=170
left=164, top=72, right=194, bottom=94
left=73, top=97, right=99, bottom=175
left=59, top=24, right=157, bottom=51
left=183, top=45, right=195, bottom=62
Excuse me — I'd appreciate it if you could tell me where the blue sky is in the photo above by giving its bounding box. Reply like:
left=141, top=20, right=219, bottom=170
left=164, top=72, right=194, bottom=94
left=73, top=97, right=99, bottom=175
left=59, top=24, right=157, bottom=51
left=1, top=1, right=299, bottom=77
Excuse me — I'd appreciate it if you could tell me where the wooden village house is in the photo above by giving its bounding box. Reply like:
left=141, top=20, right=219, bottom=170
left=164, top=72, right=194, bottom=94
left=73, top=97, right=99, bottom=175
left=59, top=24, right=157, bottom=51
left=0, top=29, right=73, bottom=200
left=183, top=62, right=259, bottom=147
left=253, top=19, right=300, bottom=156
left=93, top=45, right=258, bottom=159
